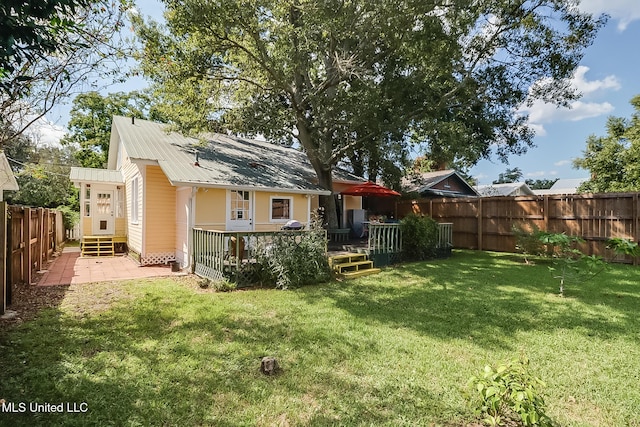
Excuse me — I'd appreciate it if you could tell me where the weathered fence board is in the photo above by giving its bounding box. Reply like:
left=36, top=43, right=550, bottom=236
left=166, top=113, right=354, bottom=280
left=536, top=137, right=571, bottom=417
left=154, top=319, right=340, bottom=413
left=396, top=193, right=640, bottom=263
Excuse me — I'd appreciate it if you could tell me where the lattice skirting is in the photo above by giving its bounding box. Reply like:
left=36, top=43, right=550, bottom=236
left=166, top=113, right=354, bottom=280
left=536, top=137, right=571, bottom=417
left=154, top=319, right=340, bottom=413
left=141, top=252, right=176, bottom=266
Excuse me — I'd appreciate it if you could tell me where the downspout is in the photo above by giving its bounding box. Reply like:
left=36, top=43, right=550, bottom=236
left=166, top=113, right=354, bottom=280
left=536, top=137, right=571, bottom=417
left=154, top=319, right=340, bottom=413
left=187, top=186, right=197, bottom=271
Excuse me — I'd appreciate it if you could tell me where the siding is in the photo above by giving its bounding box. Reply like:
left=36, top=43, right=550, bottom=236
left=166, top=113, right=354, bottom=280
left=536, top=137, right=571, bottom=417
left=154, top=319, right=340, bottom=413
left=121, top=152, right=143, bottom=253
left=194, top=187, right=226, bottom=229
left=254, top=192, right=309, bottom=231
left=115, top=218, right=127, bottom=236
left=145, top=165, right=176, bottom=253
left=175, top=187, right=191, bottom=266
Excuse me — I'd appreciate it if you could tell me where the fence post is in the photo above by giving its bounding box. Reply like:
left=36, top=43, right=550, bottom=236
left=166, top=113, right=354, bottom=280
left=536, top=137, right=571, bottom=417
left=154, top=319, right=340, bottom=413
left=23, top=207, right=31, bottom=285
left=477, top=198, right=483, bottom=250
left=543, top=195, right=549, bottom=231
left=1, top=202, right=6, bottom=315
left=634, top=193, right=639, bottom=266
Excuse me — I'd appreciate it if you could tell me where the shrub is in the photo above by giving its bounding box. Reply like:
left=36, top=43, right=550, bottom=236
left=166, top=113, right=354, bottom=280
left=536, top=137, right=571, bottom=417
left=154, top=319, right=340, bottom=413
left=512, top=222, right=546, bottom=263
left=255, top=224, right=330, bottom=289
left=56, top=205, right=79, bottom=231
left=467, top=356, right=553, bottom=427
left=400, top=214, right=439, bottom=261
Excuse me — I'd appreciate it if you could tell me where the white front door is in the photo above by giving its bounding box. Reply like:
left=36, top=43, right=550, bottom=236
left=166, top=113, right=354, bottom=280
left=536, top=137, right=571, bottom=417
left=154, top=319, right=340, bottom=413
left=226, top=190, right=253, bottom=231
left=92, top=189, right=115, bottom=235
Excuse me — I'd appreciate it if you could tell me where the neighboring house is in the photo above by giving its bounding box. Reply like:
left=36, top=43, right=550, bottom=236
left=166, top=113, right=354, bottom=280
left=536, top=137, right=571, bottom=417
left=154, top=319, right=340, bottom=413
left=402, top=169, right=479, bottom=198
left=0, top=151, right=19, bottom=201
left=533, top=178, right=588, bottom=195
left=70, top=116, right=364, bottom=267
left=476, top=182, right=535, bottom=197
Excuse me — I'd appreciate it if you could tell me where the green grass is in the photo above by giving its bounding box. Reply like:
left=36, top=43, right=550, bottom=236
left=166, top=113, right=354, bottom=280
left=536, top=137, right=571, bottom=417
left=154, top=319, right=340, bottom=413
left=1, top=250, right=639, bottom=426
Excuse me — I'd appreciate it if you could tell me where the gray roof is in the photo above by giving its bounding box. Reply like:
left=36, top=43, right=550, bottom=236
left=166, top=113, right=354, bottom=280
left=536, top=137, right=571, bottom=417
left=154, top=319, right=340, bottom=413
left=476, top=182, right=535, bottom=197
left=402, top=169, right=479, bottom=197
left=0, top=152, right=19, bottom=191
left=109, top=116, right=362, bottom=194
left=70, top=167, right=124, bottom=184
left=533, top=178, right=588, bottom=195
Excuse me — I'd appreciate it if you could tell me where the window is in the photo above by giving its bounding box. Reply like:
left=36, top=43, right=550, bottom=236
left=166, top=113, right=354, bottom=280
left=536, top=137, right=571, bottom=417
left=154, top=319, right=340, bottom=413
left=131, top=176, right=139, bottom=223
left=270, top=197, right=292, bottom=222
left=230, top=190, right=250, bottom=220
left=84, top=184, right=91, bottom=217
left=116, top=186, right=124, bottom=217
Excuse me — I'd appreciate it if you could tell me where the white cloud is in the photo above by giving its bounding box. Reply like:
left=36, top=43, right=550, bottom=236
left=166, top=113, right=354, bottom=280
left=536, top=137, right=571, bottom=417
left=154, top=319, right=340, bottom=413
left=554, top=160, right=571, bottom=167
left=526, top=171, right=547, bottom=177
left=521, top=66, right=619, bottom=133
left=572, top=66, right=621, bottom=94
left=578, top=0, right=640, bottom=31
left=25, top=118, right=67, bottom=147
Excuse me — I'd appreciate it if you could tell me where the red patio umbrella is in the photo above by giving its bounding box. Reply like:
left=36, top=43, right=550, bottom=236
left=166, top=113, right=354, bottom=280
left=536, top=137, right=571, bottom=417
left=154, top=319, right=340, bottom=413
left=340, top=181, right=401, bottom=197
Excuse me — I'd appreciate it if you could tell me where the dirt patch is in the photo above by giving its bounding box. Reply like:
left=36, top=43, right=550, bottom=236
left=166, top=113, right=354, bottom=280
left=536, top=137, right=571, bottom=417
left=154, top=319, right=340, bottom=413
left=1, top=283, right=68, bottom=328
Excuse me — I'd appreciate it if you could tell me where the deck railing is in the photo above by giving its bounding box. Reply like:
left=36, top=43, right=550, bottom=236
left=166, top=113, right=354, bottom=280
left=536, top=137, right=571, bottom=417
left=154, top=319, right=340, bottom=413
left=366, top=222, right=453, bottom=266
left=192, top=228, right=325, bottom=286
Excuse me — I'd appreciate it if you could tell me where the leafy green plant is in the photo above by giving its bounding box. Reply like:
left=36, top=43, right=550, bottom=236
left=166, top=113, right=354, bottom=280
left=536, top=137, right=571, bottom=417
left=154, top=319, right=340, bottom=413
left=606, top=237, right=640, bottom=259
left=468, top=356, right=553, bottom=427
left=255, top=219, right=330, bottom=289
left=399, top=214, right=439, bottom=261
left=512, top=222, right=546, bottom=263
left=537, top=232, right=607, bottom=296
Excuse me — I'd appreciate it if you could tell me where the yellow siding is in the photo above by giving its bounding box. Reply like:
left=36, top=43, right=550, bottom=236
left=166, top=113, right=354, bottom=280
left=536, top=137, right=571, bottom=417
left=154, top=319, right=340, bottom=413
left=144, top=165, right=176, bottom=253
left=82, top=217, right=91, bottom=236
left=122, top=154, right=143, bottom=253
left=115, top=218, right=126, bottom=236
left=194, top=187, right=226, bottom=229
left=254, top=192, right=309, bottom=230
left=175, top=187, right=191, bottom=266
left=343, top=195, right=362, bottom=211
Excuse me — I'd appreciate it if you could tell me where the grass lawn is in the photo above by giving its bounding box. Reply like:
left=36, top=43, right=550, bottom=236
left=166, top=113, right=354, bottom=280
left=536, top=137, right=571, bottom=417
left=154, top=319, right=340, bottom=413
left=1, top=250, right=639, bottom=426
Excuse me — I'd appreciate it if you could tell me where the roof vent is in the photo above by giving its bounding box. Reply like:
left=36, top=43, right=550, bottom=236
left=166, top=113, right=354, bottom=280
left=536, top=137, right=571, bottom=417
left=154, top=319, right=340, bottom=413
left=194, top=152, right=200, bottom=167
left=131, top=116, right=135, bottom=125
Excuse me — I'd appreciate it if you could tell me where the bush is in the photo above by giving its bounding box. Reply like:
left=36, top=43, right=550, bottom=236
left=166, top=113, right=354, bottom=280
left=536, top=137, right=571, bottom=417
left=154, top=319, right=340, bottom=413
left=512, top=222, right=546, bottom=262
left=255, top=227, right=330, bottom=289
left=56, top=205, right=79, bottom=231
left=467, top=356, right=552, bottom=427
left=400, top=214, right=439, bottom=261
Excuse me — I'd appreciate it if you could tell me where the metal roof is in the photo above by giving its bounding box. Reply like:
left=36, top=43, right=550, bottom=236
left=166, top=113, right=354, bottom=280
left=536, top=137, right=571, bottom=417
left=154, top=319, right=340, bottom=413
left=111, top=116, right=362, bottom=195
left=475, top=182, right=535, bottom=197
left=0, top=152, right=19, bottom=191
left=69, top=167, right=124, bottom=184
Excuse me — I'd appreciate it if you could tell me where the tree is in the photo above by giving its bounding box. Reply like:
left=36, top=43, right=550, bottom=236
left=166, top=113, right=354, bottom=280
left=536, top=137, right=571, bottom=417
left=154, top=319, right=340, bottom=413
left=574, top=95, right=640, bottom=192
left=525, top=178, right=558, bottom=190
left=0, top=0, right=133, bottom=146
left=61, top=91, right=156, bottom=168
left=134, top=1, right=604, bottom=228
left=493, top=167, right=524, bottom=184
left=4, top=134, right=79, bottom=209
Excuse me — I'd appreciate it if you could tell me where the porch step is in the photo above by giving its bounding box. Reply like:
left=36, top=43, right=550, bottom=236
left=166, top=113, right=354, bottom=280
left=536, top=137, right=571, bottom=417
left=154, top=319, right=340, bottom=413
left=81, top=235, right=115, bottom=257
left=328, top=253, right=381, bottom=279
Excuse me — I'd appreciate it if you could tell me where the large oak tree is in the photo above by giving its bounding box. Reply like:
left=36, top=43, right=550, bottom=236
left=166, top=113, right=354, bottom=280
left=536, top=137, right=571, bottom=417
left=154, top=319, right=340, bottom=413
left=135, top=0, right=604, bottom=227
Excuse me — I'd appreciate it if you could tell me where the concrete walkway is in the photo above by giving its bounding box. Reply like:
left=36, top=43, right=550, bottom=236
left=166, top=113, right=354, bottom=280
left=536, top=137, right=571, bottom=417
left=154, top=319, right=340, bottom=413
left=37, top=246, right=177, bottom=286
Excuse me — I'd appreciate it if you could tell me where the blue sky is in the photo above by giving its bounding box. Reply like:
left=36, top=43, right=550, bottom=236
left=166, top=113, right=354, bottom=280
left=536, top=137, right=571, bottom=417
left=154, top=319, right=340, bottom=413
left=40, top=0, right=640, bottom=185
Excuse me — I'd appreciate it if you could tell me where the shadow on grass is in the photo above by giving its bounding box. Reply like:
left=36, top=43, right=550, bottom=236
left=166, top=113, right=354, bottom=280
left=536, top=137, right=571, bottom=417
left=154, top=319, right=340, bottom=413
left=0, top=282, right=460, bottom=426
left=308, top=250, right=640, bottom=350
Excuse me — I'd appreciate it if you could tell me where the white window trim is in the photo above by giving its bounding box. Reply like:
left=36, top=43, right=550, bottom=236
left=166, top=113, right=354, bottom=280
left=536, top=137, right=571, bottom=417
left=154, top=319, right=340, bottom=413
left=131, top=176, right=140, bottom=224
left=269, top=196, right=293, bottom=223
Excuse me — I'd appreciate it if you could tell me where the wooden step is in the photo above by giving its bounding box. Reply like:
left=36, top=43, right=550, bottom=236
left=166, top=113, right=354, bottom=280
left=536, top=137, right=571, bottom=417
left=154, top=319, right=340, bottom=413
left=328, top=252, right=381, bottom=279
left=81, top=235, right=115, bottom=257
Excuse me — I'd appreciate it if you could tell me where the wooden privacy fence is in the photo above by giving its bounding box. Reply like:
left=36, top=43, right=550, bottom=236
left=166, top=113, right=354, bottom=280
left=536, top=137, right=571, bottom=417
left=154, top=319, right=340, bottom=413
left=7, top=206, right=63, bottom=284
left=396, top=193, right=640, bottom=263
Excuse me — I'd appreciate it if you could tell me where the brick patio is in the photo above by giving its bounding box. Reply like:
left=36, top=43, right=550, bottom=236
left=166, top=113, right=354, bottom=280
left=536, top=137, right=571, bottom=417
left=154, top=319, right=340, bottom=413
left=37, top=247, right=177, bottom=286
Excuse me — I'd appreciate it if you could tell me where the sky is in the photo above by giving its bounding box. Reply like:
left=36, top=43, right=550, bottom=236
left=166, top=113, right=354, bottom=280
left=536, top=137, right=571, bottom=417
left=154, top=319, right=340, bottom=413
left=39, top=0, right=640, bottom=185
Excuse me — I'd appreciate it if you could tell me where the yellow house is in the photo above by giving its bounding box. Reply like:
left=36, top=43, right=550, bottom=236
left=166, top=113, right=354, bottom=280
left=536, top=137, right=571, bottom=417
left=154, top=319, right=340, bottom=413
left=70, top=116, right=363, bottom=267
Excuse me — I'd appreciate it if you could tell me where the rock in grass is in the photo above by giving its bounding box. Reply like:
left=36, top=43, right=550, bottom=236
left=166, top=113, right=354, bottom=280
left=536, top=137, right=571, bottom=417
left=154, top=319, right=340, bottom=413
left=260, top=356, right=280, bottom=375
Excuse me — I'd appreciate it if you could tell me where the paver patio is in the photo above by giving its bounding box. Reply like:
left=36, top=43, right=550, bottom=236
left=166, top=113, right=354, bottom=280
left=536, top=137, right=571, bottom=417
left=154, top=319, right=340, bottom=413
left=37, top=247, right=177, bottom=286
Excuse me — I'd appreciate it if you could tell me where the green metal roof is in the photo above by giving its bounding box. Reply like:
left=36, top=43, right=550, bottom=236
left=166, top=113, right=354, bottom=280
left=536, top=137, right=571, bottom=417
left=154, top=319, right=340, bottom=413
left=110, top=116, right=363, bottom=194
left=69, top=167, right=124, bottom=184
